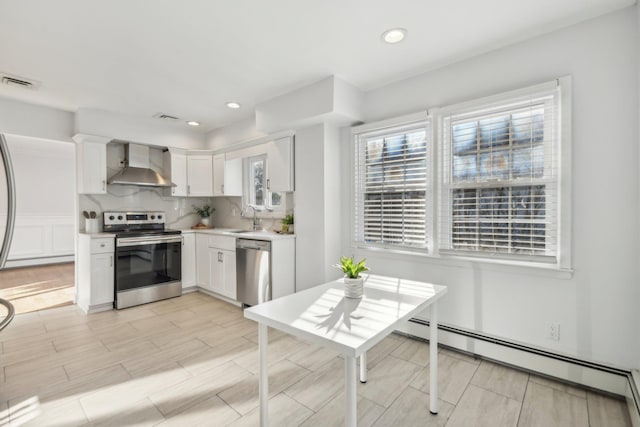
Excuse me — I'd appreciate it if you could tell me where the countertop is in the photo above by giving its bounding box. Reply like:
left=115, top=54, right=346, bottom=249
left=78, top=232, right=116, bottom=238
left=176, top=227, right=295, bottom=241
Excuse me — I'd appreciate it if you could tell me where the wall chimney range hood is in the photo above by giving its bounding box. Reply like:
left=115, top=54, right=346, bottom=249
left=108, top=143, right=176, bottom=188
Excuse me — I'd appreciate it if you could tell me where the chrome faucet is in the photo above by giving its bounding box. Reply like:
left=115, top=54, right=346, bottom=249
left=244, top=204, right=261, bottom=231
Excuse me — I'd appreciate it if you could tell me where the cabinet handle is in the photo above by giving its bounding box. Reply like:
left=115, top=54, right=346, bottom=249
left=221, top=184, right=224, bottom=194
left=110, top=255, right=113, bottom=267
left=100, top=243, right=105, bottom=247
left=102, top=180, right=106, bottom=191
left=218, top=251, right=223, bottom=262
left=266, top=179, right=270, bottom=190
left=187, top=185, right=191, bottom=195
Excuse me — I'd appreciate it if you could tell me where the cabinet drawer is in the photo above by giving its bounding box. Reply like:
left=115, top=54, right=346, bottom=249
left=207, top=235, right=235, bottom=251
left=91, top=237, right=114, bottom=254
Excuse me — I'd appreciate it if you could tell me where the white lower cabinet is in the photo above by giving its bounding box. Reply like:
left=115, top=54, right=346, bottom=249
left=181, top=232, right=196, bottom=291
left=210, top=248, right=236, bottom=299
left=77, top=234, right=114, bottom=313
left=196, top=234, right=211, bottom=290
left=196, top=234, right=236, bottom=299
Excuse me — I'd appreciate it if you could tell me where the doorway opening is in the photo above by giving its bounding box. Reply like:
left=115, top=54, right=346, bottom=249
left=0, top=135, right=76, bottom=314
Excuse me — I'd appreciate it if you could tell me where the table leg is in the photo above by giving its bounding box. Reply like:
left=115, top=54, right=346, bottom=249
left=345, top=356, right=357, bottom=427
left=259, top=324, right=269, bottom=427
left=429, top=303, right=438, bottom=414
left=359, top=353, right=367, bottom=383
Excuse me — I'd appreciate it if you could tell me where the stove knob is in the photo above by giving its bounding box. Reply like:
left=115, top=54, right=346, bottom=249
left=150, top=215, right=156, bottom=220
left=117, top=215, right=123, bottom=220
left=108, top=215, right=115, bottom=220
left=157, top=215, right=163, bottom=220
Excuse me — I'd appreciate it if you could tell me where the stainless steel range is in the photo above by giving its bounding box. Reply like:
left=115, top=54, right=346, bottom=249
left=103, top=211, right=182, bottom=309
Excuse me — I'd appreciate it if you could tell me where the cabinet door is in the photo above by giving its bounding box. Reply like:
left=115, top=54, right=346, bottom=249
left=181, top=233, right=196, bottom=289
left=221, top=249, right=237, bottom=299
left=209, top=248, right=224, bottom=295
left=91, top=252, right=114, bottom=305
left=78, top=142, right=107, bottom=194
left=266, top=136, right=294, bottom=192
left=224, top=157, right=243, bottom=196
left=195, top=234, right=210, bottom=289
left=210, top=249, right=237, bottom=299
left=213, top=154, right=225, bottom=196
left=187, top=155, right=214, bottom=197
left=167, top=152, right=188, bottom=197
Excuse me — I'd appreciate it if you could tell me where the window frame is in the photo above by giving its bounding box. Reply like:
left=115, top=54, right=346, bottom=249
left=244, top=154, right=284, bottom=213
left=350, top=77, right=572, bottom=271
left=351, top=111, right=433, bottom=254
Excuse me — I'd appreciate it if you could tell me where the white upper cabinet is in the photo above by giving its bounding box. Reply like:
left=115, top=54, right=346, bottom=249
left=76, top=140, right=108, bottom=194
left=187, top=155, right=214, bottom=196
left=213, top=154, right=242, bottom=197
left=164, top=150, right=188, bottom=197
left=164, top=150, right=214, bottom=197
left=266, top=136, right=294, bottom=192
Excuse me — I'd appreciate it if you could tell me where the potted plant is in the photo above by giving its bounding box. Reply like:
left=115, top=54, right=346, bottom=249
left=281, top=213, right=294, bottom=233
left=193, top=204, right=215, bottom=227
left=336, top=255, right=369, bottom=298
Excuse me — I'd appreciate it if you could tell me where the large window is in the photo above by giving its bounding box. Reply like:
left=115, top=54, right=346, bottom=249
left=353, top=121, right=429, bottom=251
left=439, top=86, right=560, bottom=262
left=352, top=79, right=569, bottom=268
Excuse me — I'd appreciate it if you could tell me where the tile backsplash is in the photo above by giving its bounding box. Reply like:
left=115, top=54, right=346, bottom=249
left=79, top=186, right=210, bottom=232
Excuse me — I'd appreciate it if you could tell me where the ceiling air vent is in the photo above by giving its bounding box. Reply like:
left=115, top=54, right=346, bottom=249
left=1, top=73, right=40, bottom=90
left=153, top=113, right=180, bottom=121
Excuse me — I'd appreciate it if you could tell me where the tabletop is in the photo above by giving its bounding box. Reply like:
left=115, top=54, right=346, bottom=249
left=244, top=274, right=448, bottom=358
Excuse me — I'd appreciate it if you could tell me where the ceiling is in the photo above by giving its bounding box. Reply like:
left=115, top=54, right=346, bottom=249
left=0, top=0, right=633, bottom=132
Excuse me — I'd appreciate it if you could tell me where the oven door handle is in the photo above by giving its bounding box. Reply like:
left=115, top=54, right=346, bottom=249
left=117, top=236, right=183, bottom=247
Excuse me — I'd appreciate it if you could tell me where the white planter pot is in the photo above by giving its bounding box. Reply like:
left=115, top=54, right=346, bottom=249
left=344, top=276, right=364, bottom=299
left=201, top=217, right=210, bottom=226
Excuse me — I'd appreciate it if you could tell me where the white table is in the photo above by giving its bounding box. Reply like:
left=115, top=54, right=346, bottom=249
left=244, top=274, right=448, bottom=427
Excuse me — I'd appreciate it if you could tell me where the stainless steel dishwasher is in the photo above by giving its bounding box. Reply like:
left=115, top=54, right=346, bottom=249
left=236, top=239, right=271, bottom=306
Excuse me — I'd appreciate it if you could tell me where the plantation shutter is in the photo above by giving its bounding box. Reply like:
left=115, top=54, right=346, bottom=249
left=439, top=82, right=560, bottom=262
left=354, top=121, right=429, bottom=251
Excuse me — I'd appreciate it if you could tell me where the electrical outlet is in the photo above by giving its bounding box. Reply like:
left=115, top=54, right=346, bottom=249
left=546, top=322, right=560, bottom=341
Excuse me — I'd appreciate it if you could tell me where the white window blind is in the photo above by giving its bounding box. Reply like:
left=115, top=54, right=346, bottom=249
left=354, top=121, right=430, bottom=251
left=439, top=84, right=560, bottom=261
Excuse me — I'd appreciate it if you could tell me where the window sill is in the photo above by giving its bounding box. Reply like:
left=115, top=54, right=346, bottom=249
left=353, top=245, right=574, bottom=280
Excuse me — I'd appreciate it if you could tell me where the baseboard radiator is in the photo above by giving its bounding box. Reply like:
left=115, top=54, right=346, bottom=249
left=402, top=318, right=640, bottom=426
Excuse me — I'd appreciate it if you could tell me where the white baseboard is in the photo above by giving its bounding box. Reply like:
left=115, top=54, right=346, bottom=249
left=399, top=319, right=629, bottom=396
left=5, top=255, right=74, bottom=268
left=628, top=370, right=640, bottom=427
left=196, top=288, right=242, bottom=307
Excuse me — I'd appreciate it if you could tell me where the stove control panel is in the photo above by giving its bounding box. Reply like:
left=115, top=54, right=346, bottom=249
left=103, top=211, right=165, bottom=227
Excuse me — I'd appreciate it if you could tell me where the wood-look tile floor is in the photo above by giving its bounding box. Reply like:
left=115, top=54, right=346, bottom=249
left=0, top=292, right=632, bottom=426
left=0, top=263, right=75, bottom=314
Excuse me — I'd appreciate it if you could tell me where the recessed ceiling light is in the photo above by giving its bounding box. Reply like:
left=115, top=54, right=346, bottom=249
left=381, top=28, right=407, bottom=44
left=186, top=121, right=200, bottom=126
left=226, top=102, right=241, bottom=109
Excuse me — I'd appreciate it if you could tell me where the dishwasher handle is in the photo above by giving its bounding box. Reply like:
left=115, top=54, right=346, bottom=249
left=236, top=239, right=271, bottom=251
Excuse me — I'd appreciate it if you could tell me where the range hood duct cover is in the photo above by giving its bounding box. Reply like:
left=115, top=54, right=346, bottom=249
left=108, top=143, right=176, bottom=188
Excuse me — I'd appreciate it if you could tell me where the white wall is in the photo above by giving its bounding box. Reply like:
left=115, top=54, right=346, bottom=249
left=205, top=118, right=266, bottom=151
left=0, top=97, right=73, bottom=142
left=294, top=124, right=326, bottom=290
left=76, top=108, right=204, bottom=150
left=349, top=7, right=639, bottom=370
left=0, top=135, right=75, bottom=262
